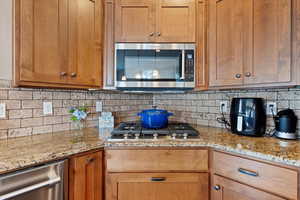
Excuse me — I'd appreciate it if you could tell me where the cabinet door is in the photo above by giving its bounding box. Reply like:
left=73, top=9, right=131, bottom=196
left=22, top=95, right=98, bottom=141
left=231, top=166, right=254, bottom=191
left=195, top=0, right=208, bottom=90
left=209, top=0, right=251, bottom=86
left=68, top=0, right=103, bottom=87
left=103, top=0, right=116, bottom=89
left=156, top=0, right=196, bottom=42
left=15, top=0, right=68, bottom=85
left=115, top=0, right=155, bottom=42
left=107, top=173, right=209, bottom=200
left=69, top=151, right=103, bottom=200
left=212, top=175, right=286, bottom=200
left=244, top=0, right=292, bottom=85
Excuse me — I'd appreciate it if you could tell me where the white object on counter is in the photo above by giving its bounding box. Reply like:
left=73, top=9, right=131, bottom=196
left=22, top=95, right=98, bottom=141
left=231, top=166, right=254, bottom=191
left=99, top=112, right=114, bottom=128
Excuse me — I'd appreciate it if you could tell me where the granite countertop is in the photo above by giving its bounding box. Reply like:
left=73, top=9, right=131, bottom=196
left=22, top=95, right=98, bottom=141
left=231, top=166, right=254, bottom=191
left=106, top=125, right=300, bottom=167
left=0, top=128, right=105, bottom=175
left=1, top=125, right=300, bottom=175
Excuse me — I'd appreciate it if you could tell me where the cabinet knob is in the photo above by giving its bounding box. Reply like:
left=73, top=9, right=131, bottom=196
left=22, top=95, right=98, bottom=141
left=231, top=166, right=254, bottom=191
left=235, top=74, right=242, bottom=79
left=213, top=185, right=221, bottom=191
left=60, top=72, right=67, bottom=76
left=149, top=32, right=154, bottom=37
left=157, top=32, right=161, bottom=37
left=245, top=72, right=252, bottom=77
left=70, top=72, right=77, bottom=78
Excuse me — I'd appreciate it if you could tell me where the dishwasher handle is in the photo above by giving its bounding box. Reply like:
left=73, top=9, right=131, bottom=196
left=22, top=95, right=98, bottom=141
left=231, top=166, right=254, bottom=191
left=0, top=177, right=61, bottom=200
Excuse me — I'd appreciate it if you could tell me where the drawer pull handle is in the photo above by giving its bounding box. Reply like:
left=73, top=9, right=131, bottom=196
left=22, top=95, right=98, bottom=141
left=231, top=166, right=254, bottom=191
left=238, top=168, right=259, bottom=177
left=151, top=177, right=166, bottom=182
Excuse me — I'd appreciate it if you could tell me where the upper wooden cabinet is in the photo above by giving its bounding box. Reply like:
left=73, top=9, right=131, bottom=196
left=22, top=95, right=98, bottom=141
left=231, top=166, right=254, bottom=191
left=195, top=0, right=208, bottom=90
left=68, top=0, right=103, bottom=87
left=15, top=0, right=69, bottom=85
left=69, top=151, right=103, bottom=200
left=208, top=0, right=299, bottom=88
left=115, top=0, right=196, bottom=42
left=14, top=0, right=103, bottom=89
left=115, top=0, right=155, bottom=42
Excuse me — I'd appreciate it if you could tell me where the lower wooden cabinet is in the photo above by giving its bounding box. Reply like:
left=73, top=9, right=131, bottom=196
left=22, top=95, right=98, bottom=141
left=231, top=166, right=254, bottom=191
left=69, top=151, right=103, bottom=200
left=211, top=175, right=285, bottom=200
left=106, top=173, right=209, bottom=200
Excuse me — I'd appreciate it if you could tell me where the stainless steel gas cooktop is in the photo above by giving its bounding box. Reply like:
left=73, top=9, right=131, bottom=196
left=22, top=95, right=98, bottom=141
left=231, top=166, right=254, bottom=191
left=110, top=122, right=199, bottom=140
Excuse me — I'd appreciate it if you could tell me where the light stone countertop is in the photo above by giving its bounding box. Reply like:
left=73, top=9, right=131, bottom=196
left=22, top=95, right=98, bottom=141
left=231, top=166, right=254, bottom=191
left=1, top=125, right=300, bottom=175
left=0, top=128, right=105, bottom=175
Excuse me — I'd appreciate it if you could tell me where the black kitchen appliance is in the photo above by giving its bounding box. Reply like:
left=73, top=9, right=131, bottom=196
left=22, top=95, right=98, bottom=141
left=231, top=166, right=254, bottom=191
left=230, top=98, right=266, bottom=136
left=274, top=109, right=298, bottom=140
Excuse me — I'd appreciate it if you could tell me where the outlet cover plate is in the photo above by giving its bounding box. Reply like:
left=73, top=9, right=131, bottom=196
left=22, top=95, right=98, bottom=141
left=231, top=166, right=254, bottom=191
left=219, top=101, right=228, bottom=113
left=43, top=102, right=53, bottom=115
left=266, top=102, right=277, bottom=115
left=96, top=101, right=103, bottom=112
left=0, top=103, right=6, bottom=118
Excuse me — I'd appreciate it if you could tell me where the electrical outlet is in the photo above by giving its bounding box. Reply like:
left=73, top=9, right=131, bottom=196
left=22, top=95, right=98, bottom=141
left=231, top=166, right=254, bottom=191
left=266, top=102, right=277, bottom=115
left=219, top=101, right=228, bottom=113
left=96, top=101, right=103, bottom=112
left=43, top=102, right=53, bottom=115
left=0, top=103, right=6, bottom=118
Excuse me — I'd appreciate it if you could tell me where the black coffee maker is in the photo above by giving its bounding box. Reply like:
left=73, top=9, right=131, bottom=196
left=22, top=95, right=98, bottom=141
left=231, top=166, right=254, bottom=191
left=274, top=109, right=298, bottom=140
left=230, top=98, right=266, bottom=136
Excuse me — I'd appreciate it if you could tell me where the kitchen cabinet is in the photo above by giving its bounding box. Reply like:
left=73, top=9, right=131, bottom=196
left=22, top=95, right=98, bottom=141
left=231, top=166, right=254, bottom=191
left=107, top=173, right=209, bottom=200
left=195, top=0, right=208, bottom=90
left=14, top=0, right=69, bottom=86
left=208, top=0, right=299, bottom=88
left=115, top=0, right=155, bottom=42
left=69, top=151, right=103, bottom=200
left=14, top=0, right=103, bottom=89
left=106, top=149, right=209, bottom=200
left=103, top=0, right=116, bottom=89
left=212, top=151, right=298, bottom=200
left=211, top=175, right=285, bottom=200
left=115, top=0, right=196, bottom=43
left=68, top=0, right=103, bottom=87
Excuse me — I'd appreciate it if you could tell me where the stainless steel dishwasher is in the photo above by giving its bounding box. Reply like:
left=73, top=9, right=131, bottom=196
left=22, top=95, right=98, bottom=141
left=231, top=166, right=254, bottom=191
left=0, top=160, right=67, bottom=200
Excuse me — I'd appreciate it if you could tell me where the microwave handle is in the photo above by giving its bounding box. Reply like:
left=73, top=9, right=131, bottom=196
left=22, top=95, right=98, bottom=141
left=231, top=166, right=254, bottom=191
left=180, top=50, right=185, bottom=80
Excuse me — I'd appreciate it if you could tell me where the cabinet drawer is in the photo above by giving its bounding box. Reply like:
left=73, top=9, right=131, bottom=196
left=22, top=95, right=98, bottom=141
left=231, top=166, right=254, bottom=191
left=213, top=151, right=298, bottom=200
left=106, top=149, right=208, bottom=172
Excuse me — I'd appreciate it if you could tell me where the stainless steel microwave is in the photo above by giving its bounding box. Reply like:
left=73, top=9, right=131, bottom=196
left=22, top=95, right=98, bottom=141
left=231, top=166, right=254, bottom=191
left=115, top=43, right=195, bottom=90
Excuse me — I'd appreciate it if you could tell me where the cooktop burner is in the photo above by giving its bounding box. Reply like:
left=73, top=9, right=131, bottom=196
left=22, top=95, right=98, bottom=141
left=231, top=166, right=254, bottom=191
left=110, top=122, right=199, bottom=140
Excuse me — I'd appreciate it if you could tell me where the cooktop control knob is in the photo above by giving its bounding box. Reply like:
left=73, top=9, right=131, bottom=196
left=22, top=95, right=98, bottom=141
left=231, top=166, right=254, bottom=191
left=135, top=133, right=140, bottom=140
left=153, top=133, right=158, bottom=140
left=172, top=133, right=177, bottom=140
left=183, top=133, right=188, bottom=140
left=124, top=133, right=129, bottom=140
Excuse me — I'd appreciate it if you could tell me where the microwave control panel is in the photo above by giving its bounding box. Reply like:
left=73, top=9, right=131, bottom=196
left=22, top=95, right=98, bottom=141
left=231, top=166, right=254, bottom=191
left=185, top=50, right=195, bottom=81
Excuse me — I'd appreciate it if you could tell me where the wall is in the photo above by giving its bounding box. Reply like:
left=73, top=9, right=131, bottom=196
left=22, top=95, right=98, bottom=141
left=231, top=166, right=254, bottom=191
left=154, top=88, right=300, bottom=137
left=0, top=0, right=13, bottom=82
left=0, top=88, right=153, bottom=139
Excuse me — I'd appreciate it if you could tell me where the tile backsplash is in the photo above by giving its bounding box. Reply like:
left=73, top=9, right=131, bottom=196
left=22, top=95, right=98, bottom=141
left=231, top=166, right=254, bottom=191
left=0, top=86, right=153, bottom=139
left=1, top=82, right=300, bottom=139
left=154, top=88, right=300, bottom=136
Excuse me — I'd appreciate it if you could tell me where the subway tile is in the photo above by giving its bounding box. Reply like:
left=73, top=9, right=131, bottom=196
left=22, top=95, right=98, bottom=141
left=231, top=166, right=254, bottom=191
left=0, top=90, right=8, bottom=99
left=33, top=91, right=53, bottom=100
left=8, top=128, right=32, bottom=138
left=21, top=118, right=43, bottom=128
left=32, top=125, right=53, bottom=135
left=9, top=109, right=33, bottom=119
left=0, top=119, right=21, bottom=130
left=9, top=90, right=32, bottom=100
